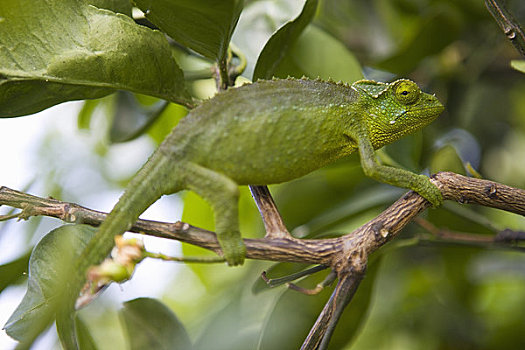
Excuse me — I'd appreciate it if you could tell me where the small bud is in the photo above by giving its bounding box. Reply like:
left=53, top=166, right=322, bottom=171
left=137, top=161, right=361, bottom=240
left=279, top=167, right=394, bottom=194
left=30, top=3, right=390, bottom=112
left=77, top=236, right=147, bottom=309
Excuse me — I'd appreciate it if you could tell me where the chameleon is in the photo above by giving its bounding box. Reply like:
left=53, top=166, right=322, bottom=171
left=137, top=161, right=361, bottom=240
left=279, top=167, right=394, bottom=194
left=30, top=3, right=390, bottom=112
left=63, top=77, right=443, bottom=325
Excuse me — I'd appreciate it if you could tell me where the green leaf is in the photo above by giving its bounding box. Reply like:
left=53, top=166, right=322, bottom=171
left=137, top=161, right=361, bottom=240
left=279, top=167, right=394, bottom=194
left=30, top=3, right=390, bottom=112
left=76, top=316, right=99, bottom=350
left=511, top=60, right=525, bottom=74
left=375, top=7, right=461, bottom=74
left=3, top=225, right=96, bottom=345
left=77, top=99, right=102, bottom=130
left=295, top=185, right=401, bottom=238
left=257, top=24, right=363, bottom=82
left=193, top=288, right=258, bottom=350
left=253, top=0, right=319, bottom=80
left=182, top=191, right=216, bottom=233
left=0, top=251, right=30, bottom=293
left=133, top=0, right=244, bottom=62
left=109, top=92, right=169, bottom=143
left=180, top=191, right=222, bottom=285
left=147, top=102, right=188, bottom=145
left=120, top=298, right=192, bottom=350
left=0, top=0, right=192, bottom=118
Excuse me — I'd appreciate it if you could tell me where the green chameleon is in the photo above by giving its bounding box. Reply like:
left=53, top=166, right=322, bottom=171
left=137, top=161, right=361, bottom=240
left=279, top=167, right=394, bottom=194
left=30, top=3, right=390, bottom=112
left=65, top=77, right=443, bottom=318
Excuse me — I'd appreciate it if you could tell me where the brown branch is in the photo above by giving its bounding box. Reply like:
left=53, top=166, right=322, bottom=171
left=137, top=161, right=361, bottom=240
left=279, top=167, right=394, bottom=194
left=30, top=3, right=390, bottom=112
left=301, top=255, right=366, bottom=350
left=434, top=171, right=525, bottom=215
left=303, top=172, right=525, bottom=348
left=1, top=171, right=525, bottom=348
left=249, top=185, right=292, bottom=239
left=485, top=0, right=525, bottom=57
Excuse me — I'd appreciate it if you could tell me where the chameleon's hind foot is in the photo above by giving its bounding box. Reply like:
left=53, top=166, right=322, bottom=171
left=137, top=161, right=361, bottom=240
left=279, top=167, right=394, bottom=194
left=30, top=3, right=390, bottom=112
left=415, top=175, right=443, bottom=207
left=217, top=231, right=246, bottom=266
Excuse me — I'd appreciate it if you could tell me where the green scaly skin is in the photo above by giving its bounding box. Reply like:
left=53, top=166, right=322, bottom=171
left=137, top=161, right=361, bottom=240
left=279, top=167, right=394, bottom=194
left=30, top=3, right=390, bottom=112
left=61, top=77, right=444, bottom=346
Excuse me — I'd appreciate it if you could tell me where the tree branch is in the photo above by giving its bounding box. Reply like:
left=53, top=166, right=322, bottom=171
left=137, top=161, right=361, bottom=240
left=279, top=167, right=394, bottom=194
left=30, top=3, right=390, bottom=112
left=249, top=185, right=292, bottom=239
left=1, top=171, right=524, bottom=348
left=434, top=171, right=525, bottom=215
left=485, top=0, right=525, bottom=57
left=301, top=256, right=366, bottom=350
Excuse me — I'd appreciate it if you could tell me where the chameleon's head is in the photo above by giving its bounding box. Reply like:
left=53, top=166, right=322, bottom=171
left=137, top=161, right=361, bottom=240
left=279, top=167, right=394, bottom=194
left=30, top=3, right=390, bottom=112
left=352, top=79, right=444, bottom=149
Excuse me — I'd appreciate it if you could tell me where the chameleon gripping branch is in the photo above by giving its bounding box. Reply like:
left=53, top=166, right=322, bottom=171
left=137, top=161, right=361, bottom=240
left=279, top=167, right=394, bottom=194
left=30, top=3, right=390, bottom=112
left=2, top=173, right=523, bottom=258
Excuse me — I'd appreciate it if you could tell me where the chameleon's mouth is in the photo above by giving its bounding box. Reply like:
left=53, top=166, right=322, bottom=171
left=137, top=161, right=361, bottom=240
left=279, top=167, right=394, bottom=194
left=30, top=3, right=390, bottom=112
left=408, top=104, right=445, bottom=119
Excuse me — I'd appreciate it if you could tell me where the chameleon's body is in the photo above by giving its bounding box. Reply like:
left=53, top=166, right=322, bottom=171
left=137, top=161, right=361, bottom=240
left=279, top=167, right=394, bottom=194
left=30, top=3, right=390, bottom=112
left=69, top=77, right=443, bottom=304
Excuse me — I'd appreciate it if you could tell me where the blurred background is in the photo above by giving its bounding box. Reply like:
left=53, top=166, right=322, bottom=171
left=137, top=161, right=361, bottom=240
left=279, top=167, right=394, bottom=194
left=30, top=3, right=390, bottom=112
left=2, top=0, right=525, bottom=349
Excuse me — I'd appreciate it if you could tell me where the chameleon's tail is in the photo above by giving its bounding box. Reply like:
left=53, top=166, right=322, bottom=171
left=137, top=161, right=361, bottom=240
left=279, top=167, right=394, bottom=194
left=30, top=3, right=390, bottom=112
left=81, top=151, right=180, bottom=276
left=74, top=152, right=178, bottom=292
left=58, top=151, right=180, bottom=346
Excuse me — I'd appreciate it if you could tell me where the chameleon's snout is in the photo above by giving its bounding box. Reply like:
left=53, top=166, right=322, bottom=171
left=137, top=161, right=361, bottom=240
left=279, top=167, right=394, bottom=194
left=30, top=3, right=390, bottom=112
left=418, top=92, right=444, bottom=120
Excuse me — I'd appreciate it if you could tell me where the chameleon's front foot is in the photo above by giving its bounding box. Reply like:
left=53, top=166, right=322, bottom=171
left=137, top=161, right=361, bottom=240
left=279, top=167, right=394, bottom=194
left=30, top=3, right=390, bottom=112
left=414, top=174, right=443, bottom=207
left=217, top=231, right=246, bottom=266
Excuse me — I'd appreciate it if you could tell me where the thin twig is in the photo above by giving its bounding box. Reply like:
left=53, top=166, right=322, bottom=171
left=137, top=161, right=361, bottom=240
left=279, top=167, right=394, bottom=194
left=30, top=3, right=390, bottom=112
left=144, top=251, right=225, bottom=263
left=261, top=265, right=328, bottom=288
left=287, top=270, right=337, bottom=296
left=0, top=212, right=21, bottom=221
left=250, top=185, right=292, bottom=238
left=414, top=217, right=495, bottom=244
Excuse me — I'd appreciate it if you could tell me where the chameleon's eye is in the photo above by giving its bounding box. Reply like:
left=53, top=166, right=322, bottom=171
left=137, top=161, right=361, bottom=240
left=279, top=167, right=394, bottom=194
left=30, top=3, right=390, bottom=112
left=394, top=80, right=420, bottom=105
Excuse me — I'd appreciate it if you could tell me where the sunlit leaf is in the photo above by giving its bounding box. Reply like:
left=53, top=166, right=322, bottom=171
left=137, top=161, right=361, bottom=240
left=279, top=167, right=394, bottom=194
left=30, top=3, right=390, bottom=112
left=109, top=92, right=169, bottom=143
left=253, top=0, right=319, bottom=80
left=511, top=60, right=525, bottom=74
left=4, top=225, right=96, bottom=344
left=147, top=103, right=189, bottom=145
left=76, top=316, right=99, bottom=350
left=260, top=25, right=363, bottom=82
left=88, top=0, right=132, bottom=15
left=77, top=99, right=102, bottom=130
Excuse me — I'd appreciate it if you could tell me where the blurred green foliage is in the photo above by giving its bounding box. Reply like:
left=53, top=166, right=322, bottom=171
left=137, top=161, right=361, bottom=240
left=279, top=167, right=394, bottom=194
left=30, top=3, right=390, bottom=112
left=2, top=0, right=525, bottom=349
